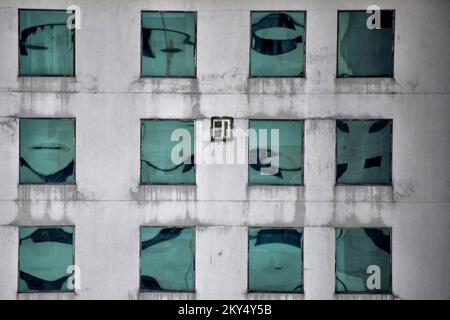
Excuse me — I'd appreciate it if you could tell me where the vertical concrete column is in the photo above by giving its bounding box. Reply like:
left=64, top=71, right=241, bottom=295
left=0, top=226, right=18, bottom=299
left=196, top=119, right=248, bottom=202
left=0, top=7, right=18, bottom=89
left=0, top=118, right=19, bottom=201
left=76, top=208, right=140, bottom=299
left=304, top=9, right=337, bottom=92
left=304, top=119, right=335, bottom=202
left=196, top=226, right=247, bottom=299
left=304, top=227, right=335, bottom=300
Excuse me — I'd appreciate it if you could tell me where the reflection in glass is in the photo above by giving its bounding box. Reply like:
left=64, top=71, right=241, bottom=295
left=19, top=227, right=74, bottom=292
left=141, top=120, right=195, bottom=185
left=249, top=120, right=303, bottom=185
left=337, top=11, right=394, bottom=77
left=336, top=228, right=391, bottom=293
left=250, top=12, right=305, bottom=77
left=248, top=228, right=303, bottom=292
left=141, top=12, right=196, bottom=77
left=20, top=119, right=75, bottom=184
left=336, top=119, right=392, bottom=184
left=140, top=227, right=194, bottom=291
left=19, top=10, right=74, bottom=76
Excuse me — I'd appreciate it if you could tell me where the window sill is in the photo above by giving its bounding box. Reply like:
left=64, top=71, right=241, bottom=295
left=18, top=184, right=79, bottom=201
left=246, top=292, right=304, bottom=300
left=335, top=77, right=396, bottom=94
left=247, top=185, right=305, bottom=202
left=334, top=185, right=394, bottom=202
left=334, top=293, right=394, bottom=300
left=138, top=291, right=196, bottom=300
left=17, top=76, right=78, bottom=93
left=18, top=75, right=75, bottom=78
left=133, top=184, right=197, bottom=201
left=17, top=292, right=76, bottom=300
left=247, top=77, right=306, bottom=94
left=130, top=77, right=199, bottom=94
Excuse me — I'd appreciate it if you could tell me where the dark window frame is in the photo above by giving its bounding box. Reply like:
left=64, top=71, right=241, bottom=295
left=18, top=117, right=77, bottom=185
left=335, top=119, right=393, bottom=186
left=140, top=11, right=198, bottom=79
left=336, top=9, right=395, bottom=79
left=139, top=118, right=196, bottom=186
left=247, top=226, right=305, bottom=294
left=249, top=10, right=307, bottom=79
left=247, top=119, right=305, bottom=186
left=334, top=227, right=393, bottom=295
left=18, top=8, right=76, bottom=77
left=17, top=225, right=76, bottom=294
left=139, top=225, right=196, bottom=293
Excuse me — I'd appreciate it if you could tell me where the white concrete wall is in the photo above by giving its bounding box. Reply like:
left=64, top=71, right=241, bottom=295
left=0, top=0, right=449, bottom=300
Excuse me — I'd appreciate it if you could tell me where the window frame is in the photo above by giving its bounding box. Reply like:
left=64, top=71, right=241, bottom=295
left=335, top=118, right=393, bottom=186
left=139, top=225, right=196, bottom=293
left=247, top=119, right=305, bottom=186
left=18, top=117, right=77, bottom=185
left=247, top=226, right=304, bottom=294
left=334, top=227, right=393, bottom=294
left=249, top=10, right=307, bottom=79
left=18, top=8, right=76, bottom=77
left=335, top=9, right=395, bottom=79
left=139, top=118, right=196, bottom=186
left=140, top=10, right=198, bottom=79
left=17, top=225, right=76, bottom=294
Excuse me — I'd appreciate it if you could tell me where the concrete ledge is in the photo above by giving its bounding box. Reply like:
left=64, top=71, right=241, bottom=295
left=334, top=293, right=394, bottom=300
left=246, top=185, right=305, bottom=202
left=247, top=77, right=307, bottom=94
left=132, top=185, right=197, bottom=201
left=18, top=184, right=80, bottom=201
left=334, top=78, right=396, bottom=94
left=17, top=292, right=76, bottom=300
left=334, top=185, right=394, bottom=202
left=138, top=292, right=196, bottom=300
left=129, top=77, right=200, bottom=94
left=246, top=293, right=305, bottom=300
left=17, top=77, right=78, bottom=93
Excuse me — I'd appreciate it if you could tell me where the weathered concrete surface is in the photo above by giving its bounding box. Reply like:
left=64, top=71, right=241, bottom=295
left=0, top=0, right=450, bottom=299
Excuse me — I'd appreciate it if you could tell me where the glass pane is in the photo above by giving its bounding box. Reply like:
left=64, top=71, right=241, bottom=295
left=141, top=120, right=195, bottom=184
left=249, top=120, right=303, bottom=185
left=250, top=11, right=305, bottom=77
left=19, top=227, right=74, bottom=292
left=19, top=10, right=74, bottom=76
left=336, top=120, right=392, bottom=184
left=140, top=227, right=194, bottom=291
left=141, top=12, right=196, bottom=77
left=248, top=228, right=303, bottom=292
left=336, top=228, right=391, bottom=293
left=20, top=119, right=75, bottom=184
left=337, top=11, right=394, bottom=77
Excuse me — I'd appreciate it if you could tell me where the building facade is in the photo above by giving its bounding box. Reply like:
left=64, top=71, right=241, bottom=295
left=0, top=0, right=449, bottom=299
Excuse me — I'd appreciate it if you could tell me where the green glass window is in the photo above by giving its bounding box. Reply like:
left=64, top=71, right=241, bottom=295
left=250, top=11, right=305, bottom=77
left=141, top=120, right=195, bottom=185
left=336, top=120, right=392, bottom=185
left=20, top=119, right=75, bottom=184
left=337, top=11, right=394, bottom=77
left=249, top=120, right=303, bottom=185
left=248, top=228, right=303, bottom=292
left=336, top=228, right=391, bottom=293
left=141, top=12, right=196, bottom=77
left=140, top=227, right=194, bottom=292
left=19, top=227, right=74, bottom=292
left=19, top=9, right=75, bottom=76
